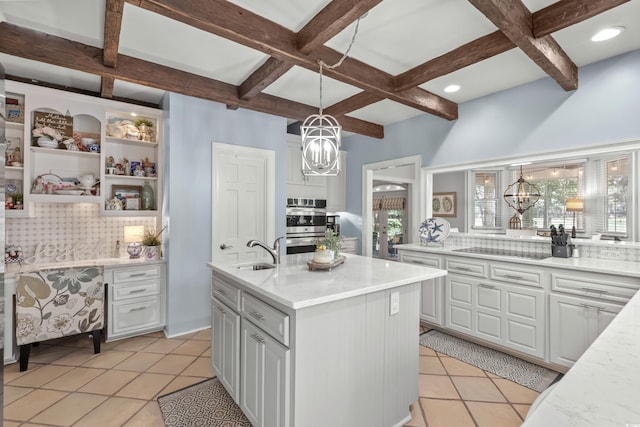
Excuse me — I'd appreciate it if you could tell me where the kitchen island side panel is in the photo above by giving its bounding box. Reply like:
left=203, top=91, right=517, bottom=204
left=292, top=283, right=420, bottom=427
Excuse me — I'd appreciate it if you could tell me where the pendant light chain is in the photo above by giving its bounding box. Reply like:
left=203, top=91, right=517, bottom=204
left=317, top=17, right=362, bottom=115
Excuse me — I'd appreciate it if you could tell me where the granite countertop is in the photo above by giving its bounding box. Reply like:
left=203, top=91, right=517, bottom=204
left=208, top=253, right=447, bottom=310
left=522, top=283, right=640, bottom=426
left=395, top=243, right=640, bottom=277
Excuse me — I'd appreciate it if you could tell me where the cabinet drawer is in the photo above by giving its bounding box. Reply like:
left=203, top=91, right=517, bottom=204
left=112, top=296, right=163, bottom=335
left=112, top=281, right=160, bottom=301
left=446, top=257, right=487, bottom=278
left=112, top=265, right=161, bottom=284
left=400, top=252, right=442, bottom=268
left=551, top=272, right=640, bottom=304
left=242, top=293, right=289, bottom=346
left=490, top=264, right=543, bottom=288
left=212, top=275, right=241, bottom=311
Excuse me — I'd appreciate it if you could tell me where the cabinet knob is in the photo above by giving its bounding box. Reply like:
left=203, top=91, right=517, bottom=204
left=220, top=243, right=233, bottom=250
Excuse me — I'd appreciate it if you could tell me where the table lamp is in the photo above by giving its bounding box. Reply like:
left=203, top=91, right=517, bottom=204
left=124, top=225, right=145, bottom=258
left=565, top=198, right=584, bottom=238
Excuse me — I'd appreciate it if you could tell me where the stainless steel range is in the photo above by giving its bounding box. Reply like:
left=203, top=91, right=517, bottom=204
left=286, top=198, right=327, bottom=254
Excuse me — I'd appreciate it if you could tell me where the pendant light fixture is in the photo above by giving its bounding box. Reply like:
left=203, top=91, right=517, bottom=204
left=503, top=166, right=541, bottom=214
left=301, top=18, right=362, bottom=176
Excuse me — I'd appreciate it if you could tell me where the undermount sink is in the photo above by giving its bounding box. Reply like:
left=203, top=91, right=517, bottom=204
left=236, top=262, right=277, bottom=271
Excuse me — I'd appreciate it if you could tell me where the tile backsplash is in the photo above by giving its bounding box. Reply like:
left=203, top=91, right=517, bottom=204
left=6, top=203, right=157, bottom=264
left=444, top=233, right=640, bottom=262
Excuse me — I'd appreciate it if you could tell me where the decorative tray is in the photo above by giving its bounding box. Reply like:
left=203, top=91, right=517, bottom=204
left=307, top=255, right=346, bottom=271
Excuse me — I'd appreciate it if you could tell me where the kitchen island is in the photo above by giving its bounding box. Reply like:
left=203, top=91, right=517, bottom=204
left=208, top=253, right=447, bottom=427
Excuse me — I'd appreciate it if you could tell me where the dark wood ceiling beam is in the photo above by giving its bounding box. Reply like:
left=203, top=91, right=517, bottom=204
left=468, top=0, right=578, bottom=91
left=394, top=31, right=515, bottom=91
left=238, top=58, right=292, bottom=100
left=296, top=0, right=383, bottom=54
left=0, top=22, right=383, bottom=138
left=324, top=92, right=384, bottom=117
left=103, top=0, right=125, bottom=67
left=533, top=0, right=630, bottom=38
left=126, top=0, right=457, bottom=120
left=101, top=76, right=115, bottom=98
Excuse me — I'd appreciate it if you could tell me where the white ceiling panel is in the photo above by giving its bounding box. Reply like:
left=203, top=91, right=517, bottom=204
left=262, top=66, right=362, bottom=109
left=0, top=53, right=101, bottom=94
left=0, top=0, right=105, bottom=48
left=419, top=49, right=549, bottom=103
left=325, top=0, right=497, bottom=75
left=227, top=0, right=331, bottom=31
left=347, top=99, right=424, bottom=126
left=119, top=3, right=269, bottom=85
left=551, top=1, right=640, bottom=67
left=113, top=80, right=165, bottom=105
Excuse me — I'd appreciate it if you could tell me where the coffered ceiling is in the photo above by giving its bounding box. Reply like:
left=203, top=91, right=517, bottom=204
left=0, top=0, right=638, bottom=139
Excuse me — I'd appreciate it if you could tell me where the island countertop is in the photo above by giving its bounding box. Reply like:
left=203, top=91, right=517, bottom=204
left=208, top=253, right=447, bottom=310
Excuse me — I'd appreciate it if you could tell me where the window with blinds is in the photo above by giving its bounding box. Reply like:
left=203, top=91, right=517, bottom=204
left=471, top=171, right=502, bottom=229
left=520, top=162, right=585, bottom=230
left=593, top=155, right=629, bottom=236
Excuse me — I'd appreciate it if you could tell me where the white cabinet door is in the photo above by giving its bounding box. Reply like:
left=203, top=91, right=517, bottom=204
left=399, top=251, right=444, bottom=326
left=286, top=138, right=327, bottom=198
left=501, top=283, right=544, bottom=358
left=211, top=298, right=240, bottom=402
left=549, top=294, right=622, bottom=367
left=240, top=319, right=290, bottom=427
left=326, top=150, right=346, bottom=212
left=445, top=275, right=475, bottom=334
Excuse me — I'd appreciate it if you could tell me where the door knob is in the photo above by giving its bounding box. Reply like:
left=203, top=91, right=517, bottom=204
left=220, top=243, right=233, bottom=250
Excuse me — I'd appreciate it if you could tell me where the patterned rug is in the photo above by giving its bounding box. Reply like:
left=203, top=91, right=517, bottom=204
left=420, top=329, right=562, bottom=392
left=157, top=377, right=251, bottom=427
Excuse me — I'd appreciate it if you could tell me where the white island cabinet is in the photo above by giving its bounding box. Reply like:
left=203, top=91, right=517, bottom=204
left=208, top=253, right=447, bottom=427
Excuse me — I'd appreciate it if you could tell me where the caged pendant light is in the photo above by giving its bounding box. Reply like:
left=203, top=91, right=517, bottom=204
left=301, top=17, right=362, bottom=176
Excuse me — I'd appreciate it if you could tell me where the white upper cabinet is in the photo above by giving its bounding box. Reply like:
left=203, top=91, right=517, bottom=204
left=5, top=81, right=162, bottom=219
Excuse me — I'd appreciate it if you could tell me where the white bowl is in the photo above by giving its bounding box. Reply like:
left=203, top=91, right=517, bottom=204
left=81, top=137, right=97, bottom=147
left=313, top=249, right=334, bottom=264
left=37, top=138, right=58, bottom=149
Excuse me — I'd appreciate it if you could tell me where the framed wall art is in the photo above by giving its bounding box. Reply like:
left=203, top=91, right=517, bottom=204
left=432, top=192, right=457, bottom=217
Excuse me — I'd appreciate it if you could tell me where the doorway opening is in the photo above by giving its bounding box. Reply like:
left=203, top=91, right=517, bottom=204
left=372, top=182, right=407, bottom=260
left=362, top=155, right=422, bottom=258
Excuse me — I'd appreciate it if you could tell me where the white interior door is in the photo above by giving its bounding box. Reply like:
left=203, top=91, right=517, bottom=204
left=212, top=143, right=275, bottom=264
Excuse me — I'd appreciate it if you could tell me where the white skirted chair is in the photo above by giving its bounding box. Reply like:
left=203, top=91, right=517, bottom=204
left=15, top=266, right=105, bottom=371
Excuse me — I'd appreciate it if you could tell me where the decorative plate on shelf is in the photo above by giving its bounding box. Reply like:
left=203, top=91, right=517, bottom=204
left=418, top=218, right=451, bottom=244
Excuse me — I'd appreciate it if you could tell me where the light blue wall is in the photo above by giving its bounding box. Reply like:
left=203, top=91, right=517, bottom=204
left=163, top=93, right=287, bottom=336
left=341, top=49, right=640, bottom=241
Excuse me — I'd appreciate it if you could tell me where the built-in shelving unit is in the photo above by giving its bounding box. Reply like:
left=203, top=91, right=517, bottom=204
left=4, top=81, right=163, bottom=222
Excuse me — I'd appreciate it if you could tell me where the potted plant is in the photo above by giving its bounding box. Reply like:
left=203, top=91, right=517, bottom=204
left=142, top=226, right=165, bottom=260
left=314, top=229, right=342, bottom=262
left=134, top=119, right=155, bottom=142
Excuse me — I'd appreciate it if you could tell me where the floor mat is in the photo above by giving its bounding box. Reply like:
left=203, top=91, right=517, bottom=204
left=420, top=329, right=562, bottom=392
left=157, top=377, right=251, bottom=427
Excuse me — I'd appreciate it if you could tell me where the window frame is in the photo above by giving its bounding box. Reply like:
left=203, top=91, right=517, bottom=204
left=423, top=141, right=639, bottom=241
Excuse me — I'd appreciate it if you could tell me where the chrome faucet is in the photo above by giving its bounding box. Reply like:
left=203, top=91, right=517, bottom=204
left=247, top=237, right=283, bottom=264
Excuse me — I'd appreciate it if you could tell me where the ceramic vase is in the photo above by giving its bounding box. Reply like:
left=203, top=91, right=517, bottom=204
left=144, top=246, right=160, bottom=260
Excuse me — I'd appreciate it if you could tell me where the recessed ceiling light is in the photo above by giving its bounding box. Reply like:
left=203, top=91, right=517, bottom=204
left=444, top=84, right=460, bottom=93
left=591, top=26, right=624, bottom=42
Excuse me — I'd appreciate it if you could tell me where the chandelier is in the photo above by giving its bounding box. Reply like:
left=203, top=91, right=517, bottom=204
left=503, top=166, right=541, bottom=214
left=301, top=18, right=362, bottom=176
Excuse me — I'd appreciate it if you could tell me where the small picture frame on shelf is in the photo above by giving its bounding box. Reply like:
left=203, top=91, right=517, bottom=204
left=432, top=192, right=457, bottom=217
left=112, top=185, right=142, bottom=210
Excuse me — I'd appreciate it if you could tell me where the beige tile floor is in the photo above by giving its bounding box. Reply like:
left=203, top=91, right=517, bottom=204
left=3, top=328, right=538, bottom=426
